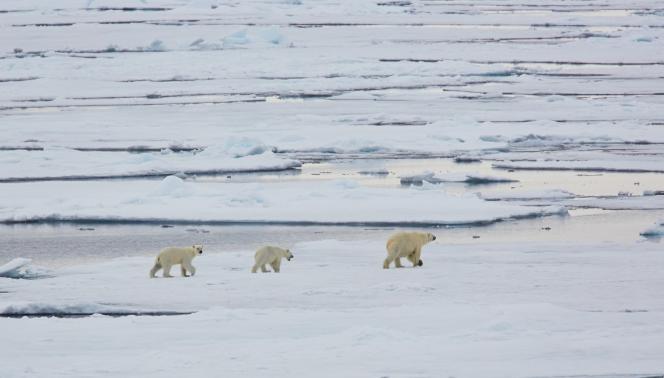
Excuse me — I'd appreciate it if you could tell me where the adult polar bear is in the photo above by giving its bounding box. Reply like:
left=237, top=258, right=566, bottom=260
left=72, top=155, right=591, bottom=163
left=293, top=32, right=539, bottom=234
left=149, top=245, right=203, bottom=278
left=252, top=246, right=293, bottom=273
left=384, top=232, right=436, bottom=269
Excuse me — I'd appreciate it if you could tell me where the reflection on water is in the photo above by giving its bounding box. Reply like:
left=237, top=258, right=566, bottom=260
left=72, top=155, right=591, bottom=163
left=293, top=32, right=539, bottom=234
left=1, top=157, right=662, bottom=267
left=0, top=209, right=660, bottom=268
left=195, top=158, right=664, bottom=198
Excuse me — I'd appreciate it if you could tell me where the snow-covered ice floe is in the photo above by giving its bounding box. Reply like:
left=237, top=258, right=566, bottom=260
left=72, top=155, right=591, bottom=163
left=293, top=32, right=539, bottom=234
left=2, top=240, right=664, bottom=376
left=2, top=0, right=664, bottom=162
left=479, top=191, right=664, bottom=210
left=564, top=195, right=664, bottom=210
left=0, top=177, right=566, bottom=226
left=0, top=147, right=300, bottom=182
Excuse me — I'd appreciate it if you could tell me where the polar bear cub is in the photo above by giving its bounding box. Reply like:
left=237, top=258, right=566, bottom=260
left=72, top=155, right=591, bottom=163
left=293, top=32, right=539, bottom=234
left=149, top=245, right=203, bottom=278
left=384, top=232, right=436, bottom=269
left=252, top=246, right=293, bottom=273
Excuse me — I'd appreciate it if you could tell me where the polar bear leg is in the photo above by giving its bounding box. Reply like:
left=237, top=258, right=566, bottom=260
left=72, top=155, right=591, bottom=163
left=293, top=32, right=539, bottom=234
left=270, top=259, right=281, bottom=273
left=162, top=264, right=173, bottom=278
left=180, top=265, right=188, bottom=277
left=412, top=247, right=422, bottom=267
left=261, top=264, right=269, bottom=273
left=394, top=257, right=404, bottom=268
left=183, top=260, right=196, bottom=277
left=251, top=263, right=260, bottom=273
left=149, top=261, right=162, bottom=278
left=406, top=251, right=416, bottom=266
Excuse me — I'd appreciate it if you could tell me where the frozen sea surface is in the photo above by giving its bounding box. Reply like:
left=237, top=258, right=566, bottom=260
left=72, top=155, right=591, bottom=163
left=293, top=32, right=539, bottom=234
left=2, top=239, right=664, bottom=378
left=1, top=0, right=664, bottom=161
left=2, top=0, right=664, bottom=377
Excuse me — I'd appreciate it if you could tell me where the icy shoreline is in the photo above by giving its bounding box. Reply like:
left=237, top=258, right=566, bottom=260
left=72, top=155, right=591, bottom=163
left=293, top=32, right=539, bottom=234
left=0, top=210, right=565, bottom=227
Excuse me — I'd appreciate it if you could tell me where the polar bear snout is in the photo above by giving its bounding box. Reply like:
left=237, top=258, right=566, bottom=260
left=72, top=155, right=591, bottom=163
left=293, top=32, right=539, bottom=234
left=432, top=235, right=436, bottom=241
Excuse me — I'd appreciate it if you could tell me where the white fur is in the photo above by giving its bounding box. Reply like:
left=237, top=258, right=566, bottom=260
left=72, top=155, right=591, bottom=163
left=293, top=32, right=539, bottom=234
left=252, top=246, right=293, bottom=273
left=383, top=232, right=435, bottom=269
left=149, top=245, right=203, bottom=278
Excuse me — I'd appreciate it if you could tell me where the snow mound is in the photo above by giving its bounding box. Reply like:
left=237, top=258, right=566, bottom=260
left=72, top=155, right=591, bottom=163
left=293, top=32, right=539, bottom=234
left=199, top=138, right=272, bottom=158
left=400, top=172, right=442, bottom=185
left=142, top=40, right=167, bottom=52
left=508, top=134, right=576, bottom=148
left=189, top=38, right=222, bottom=51
left=0, top=258, right=50, bottom=279
left=222, top=28, right=285, bottom=48
left=0, top=258, right=31, bottom=277
left=150, top=175, right=193, bottom=197
left=223, top=30, right=251, bottom=48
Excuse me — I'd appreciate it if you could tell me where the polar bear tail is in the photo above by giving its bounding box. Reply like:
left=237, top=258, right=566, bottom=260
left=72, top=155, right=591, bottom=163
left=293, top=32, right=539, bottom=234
left=149, top=257, right=162, bottom=278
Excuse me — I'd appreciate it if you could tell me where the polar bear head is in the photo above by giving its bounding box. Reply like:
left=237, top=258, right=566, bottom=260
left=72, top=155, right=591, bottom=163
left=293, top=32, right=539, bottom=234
left=425, top=233, right=436, bottom=243
left=282, top=249, right=294, bottom=261
left=192, top=245, right=204, bottom=255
